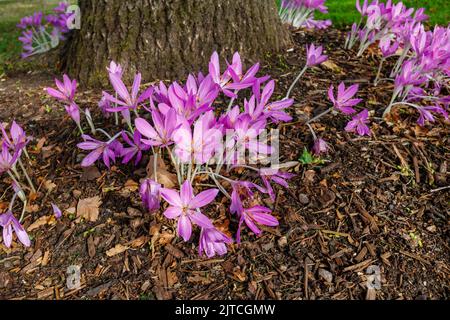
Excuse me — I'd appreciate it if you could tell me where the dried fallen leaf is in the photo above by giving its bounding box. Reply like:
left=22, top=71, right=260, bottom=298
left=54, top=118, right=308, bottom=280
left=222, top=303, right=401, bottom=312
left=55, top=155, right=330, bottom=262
left=43, top=180, right=57, bottom=193
left=77, top=196, right=102, bottom=222
left=127, top=235, right=149, bottom=248
left=321, top=60, right=342, bottom=73
left=27, top=215, right=51, bottom=232
left=35, top=137, right=46, bottom=152
left=106, top=244, right=129, bottom=257
left=123, top=179, right=139, bottom=192
left=146, top=155, right=177, bottom=188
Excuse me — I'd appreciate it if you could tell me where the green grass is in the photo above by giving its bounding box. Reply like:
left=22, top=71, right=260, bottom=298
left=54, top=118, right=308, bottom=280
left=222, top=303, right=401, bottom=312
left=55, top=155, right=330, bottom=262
left=277, top=0, right=449, bottom=27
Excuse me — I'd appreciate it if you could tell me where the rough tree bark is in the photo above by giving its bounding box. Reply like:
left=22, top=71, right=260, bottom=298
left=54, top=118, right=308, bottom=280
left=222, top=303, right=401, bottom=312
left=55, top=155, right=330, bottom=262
left=61, top=0, right=291, bottom=86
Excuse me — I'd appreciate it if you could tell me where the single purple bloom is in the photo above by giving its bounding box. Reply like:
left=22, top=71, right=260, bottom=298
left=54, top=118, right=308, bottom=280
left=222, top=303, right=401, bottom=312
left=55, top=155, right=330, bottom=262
left=104, top=73, right=153, bottom=111
left=236, top=206, right=278, bottom=243
left=328, top=83, right=362, bottom=115
left=160, top=180, right=217, bottom=242
left=260, top=168, right=295, bottom=202
left=306, top=44, right=328, bottom=67
left=121, top=131, right=150, bottom=165
left=312, top=138, right=329, bottom=155
left=77, top=134, right=118, bottom=168
left=51, top=203, right=62, bottom=219
left=345, top=109, right=371, bottom=136
left=140, top=179, right=161, bottom=213
left=198, top=227, right=232, bottom=258
left=0, top=211, right=31, bottom=248
left=135, top=108, right=178, bottom=147
left=45, top=74, right=77, bottom=103
left=65, top=102, right=81, bottom=127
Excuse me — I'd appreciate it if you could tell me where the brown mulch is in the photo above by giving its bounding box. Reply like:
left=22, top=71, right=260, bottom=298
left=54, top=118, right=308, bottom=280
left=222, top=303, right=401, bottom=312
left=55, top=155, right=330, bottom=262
left=0, top=28, right=449, bottom=300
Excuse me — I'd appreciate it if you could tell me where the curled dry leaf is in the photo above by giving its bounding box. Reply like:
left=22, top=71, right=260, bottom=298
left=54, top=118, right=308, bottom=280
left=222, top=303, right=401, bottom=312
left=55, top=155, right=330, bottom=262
left=77, top=196, right=102, bottom=222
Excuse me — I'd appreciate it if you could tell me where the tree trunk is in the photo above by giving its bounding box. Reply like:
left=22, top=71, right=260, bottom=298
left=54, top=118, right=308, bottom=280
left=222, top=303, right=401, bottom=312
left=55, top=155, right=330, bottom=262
left=61, top=0, right=291, bottom=86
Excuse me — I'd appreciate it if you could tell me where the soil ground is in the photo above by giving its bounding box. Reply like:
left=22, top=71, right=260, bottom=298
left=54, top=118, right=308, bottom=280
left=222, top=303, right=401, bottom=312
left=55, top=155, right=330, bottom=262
left=0, top=28, right=448, bottom=300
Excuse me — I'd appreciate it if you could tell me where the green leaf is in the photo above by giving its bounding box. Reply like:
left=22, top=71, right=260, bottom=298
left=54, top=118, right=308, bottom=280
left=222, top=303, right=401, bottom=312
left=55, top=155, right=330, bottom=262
left=299, top=148, right=314, bottom=165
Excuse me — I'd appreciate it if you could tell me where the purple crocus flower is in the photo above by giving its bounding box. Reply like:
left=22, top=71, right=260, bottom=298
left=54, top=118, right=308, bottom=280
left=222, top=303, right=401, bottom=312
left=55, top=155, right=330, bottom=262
left=76, top=134, right=118, bottom=168
left=160, top=180, right=218, bottom=242
left=64, top=103, right=81, bottom=127
left=135, top=108, right=178, bottom=147
left=1, top=121, right=30, bottom=151
left=104, top=72, right=154, bottom=111
left=0, top=142, right=19, bottom=174
left=51, top=203, right=62, bottom=219
left=106, top=61, right=123, bottom=77
left=328, top=83, right=362, bottom=115
left=345, top=109, right=371, bottom=136
left=312, top=138, right=329, bottom=155
left=252, top=80, right=294, bottom=123
left=306, top=44, right=328, bottom=67
left=0, top=211, right=31, bottom=248
left=236, top=206, right=279, bottom=243
left=259, top=168, right=295, bottom=202
left=140, top=178, right=161, bottom=213
left=198, top=227, right=232, bottom=258
left=45, top=74, right=77, bottom=103
left=416, top=105, right=448, bottom=126
left=121, top=131, right=150, bottom=165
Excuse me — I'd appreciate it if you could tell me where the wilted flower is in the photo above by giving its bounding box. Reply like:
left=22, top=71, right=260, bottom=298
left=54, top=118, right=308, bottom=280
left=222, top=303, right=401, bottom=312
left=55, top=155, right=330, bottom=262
left=345, top=109, right=371, bottom=136
left=140, top=179, right=161, bottom=213
left=259, top=168, right=295, bottom=202
left=51, top=203, right=62, bottom=219
left=313, top=137, right=329, bottom=155
left=198, top=227, right=232, bottom=258
left=236, top=206, right=278, bottom=243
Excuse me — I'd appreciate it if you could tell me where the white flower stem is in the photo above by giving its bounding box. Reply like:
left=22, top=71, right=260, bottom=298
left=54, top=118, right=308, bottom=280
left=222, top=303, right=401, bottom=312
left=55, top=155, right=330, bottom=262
left=286, top=65, right=308, bottom=99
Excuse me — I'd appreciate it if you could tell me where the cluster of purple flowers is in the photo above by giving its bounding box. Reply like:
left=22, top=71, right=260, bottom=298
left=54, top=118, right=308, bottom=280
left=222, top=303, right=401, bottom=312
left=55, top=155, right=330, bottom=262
left=279, top=0, right=332, bottom=30
left=0, top=122, right=35, bottom=248
left=17, top=2, right=73, bottom=58
left=46, top=52, right=297, bottom=258
left=345, top=1, right=449, bottom=127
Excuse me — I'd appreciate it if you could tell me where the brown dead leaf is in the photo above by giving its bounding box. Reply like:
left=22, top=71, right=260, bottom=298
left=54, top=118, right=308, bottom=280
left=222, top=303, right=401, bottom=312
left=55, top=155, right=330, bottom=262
left=77, top=196, right=102, bottom=222
left=43, top=180, right=57, bottom=193
left=126, top=235, right=149, bottom=248
left=321, top=60, right=342, bottom=73
left=146, top=155, right=177, bottom=188
left=123, top=179, right=139, bottom=192
left=106, top=244, right=129, bottom=257
left=27, top=215, right=51, bottom=232
left=35, top=137, right=46, bottom=152
left=80, top=166, right=101, bottom=181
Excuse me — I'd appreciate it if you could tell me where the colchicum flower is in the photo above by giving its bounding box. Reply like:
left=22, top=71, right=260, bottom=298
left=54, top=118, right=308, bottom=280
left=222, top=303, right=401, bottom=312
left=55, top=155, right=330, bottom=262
left=0, top=211, right=31, bottom=248
left=140, top=178, right=161, bottom=213
left=328, top=82, right=362, bottom=115
left=160, top=180, right=218, bottom=242
left=198, top=227, right=232, bottom=258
